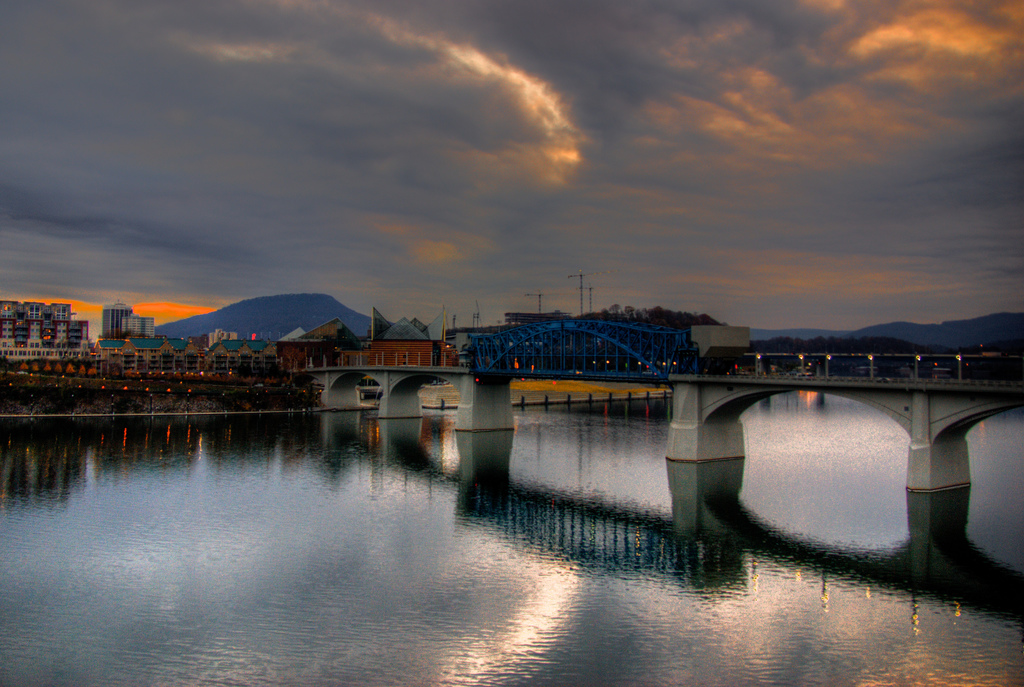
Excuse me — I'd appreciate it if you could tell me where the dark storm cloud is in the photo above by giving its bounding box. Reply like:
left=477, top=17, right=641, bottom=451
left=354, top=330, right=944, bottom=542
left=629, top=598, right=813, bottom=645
left=0, top=0, right=1021, bottom=327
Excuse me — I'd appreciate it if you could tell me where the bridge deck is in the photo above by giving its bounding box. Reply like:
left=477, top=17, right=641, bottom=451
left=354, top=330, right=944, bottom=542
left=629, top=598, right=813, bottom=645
left=671, top=374, right=1024, bottom=393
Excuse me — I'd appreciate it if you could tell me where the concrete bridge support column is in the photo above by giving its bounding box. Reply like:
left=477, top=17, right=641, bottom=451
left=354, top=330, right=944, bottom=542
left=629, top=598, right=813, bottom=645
left=454, top=376, right=514, bottom=432
left=666, top=382, right=746, bottom=462
left=377, top=372, right=423, bottom=419
left=320, top=372, right=361, bottom=409
left=906, top=391, right=971, bottom=492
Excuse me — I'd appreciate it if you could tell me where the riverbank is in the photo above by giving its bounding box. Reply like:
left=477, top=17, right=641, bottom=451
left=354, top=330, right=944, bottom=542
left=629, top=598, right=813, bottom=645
left=1, top=373, right=669, bottom=418
left=0, top=373, right=316, bottom=417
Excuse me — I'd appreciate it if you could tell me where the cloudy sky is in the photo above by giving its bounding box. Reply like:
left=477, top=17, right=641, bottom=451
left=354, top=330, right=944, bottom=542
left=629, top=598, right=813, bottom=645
left=1, top=0, right=1021, bottom=332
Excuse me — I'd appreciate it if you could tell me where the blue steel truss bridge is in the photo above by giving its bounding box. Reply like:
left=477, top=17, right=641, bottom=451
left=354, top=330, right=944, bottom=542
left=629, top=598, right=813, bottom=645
left=467, top=319, right=701, bottom=382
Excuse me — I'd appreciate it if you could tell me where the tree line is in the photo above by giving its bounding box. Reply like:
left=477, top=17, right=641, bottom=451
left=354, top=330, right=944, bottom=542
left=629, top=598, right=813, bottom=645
left=586, top=305, right=721, bottom=328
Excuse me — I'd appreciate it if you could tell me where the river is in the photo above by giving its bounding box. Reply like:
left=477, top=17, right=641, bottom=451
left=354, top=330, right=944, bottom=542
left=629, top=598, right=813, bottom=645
left=1, top=393, right=1022, bottom=685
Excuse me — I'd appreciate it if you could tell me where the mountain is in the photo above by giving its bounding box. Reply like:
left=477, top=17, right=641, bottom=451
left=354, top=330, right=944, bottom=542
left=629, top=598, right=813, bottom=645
left=750, top=327, right=851, bottom=340
left=846, top=313, right=1024, bottom=348
left=752, top=312, right=1024, bottom=349
left=155, top=294, right=371, bottom=340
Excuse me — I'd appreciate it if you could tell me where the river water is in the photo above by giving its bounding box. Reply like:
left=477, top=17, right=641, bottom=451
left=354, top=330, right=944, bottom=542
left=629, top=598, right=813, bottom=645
left=1, top=393, right=1022, bottom=686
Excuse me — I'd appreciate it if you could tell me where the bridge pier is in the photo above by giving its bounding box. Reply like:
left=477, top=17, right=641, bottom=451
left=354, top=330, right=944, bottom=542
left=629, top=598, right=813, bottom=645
left=454, top=376, right=514, bottom=432
left=666, top=382, right=747, bottom=462
left=377, top=371, right=425, bottom=419
left=906, top=391, right=971, bottom=492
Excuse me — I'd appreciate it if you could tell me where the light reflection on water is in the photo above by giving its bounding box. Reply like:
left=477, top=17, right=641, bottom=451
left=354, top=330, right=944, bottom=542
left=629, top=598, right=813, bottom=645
left=0, top=393, right=1022, bottom=686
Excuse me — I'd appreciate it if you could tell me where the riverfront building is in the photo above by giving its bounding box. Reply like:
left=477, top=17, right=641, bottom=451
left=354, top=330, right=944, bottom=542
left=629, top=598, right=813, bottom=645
left=206, top=339, right=277, bottom=375
left=276, top=318, right=363, bottom=372
left=94, top=337, right=276, bottom=375
left=0, top=300, right=91, bottom=360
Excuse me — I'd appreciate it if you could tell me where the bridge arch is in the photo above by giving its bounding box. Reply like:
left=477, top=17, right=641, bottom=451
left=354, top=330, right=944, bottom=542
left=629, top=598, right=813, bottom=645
left=317, top=369, right=463, bottom=413
left=926, top=395, right=1024, bottom=443
left=470, top=319, right=698, bottom=381
left=699, top=383, right=1024, bottom=444
left=321, top=370, right=373, bottom=408
left=701, top=386, right=913, bottom=435
left=372, top=370, right=464, bottom=419
left=670, top=376, right=1024, bottom=491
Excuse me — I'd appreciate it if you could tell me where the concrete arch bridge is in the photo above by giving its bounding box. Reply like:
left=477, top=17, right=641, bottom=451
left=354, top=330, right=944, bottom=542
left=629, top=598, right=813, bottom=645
left=307, top=320, right=1024, bottom=493
left=669, top=375, right=1024, bottom=492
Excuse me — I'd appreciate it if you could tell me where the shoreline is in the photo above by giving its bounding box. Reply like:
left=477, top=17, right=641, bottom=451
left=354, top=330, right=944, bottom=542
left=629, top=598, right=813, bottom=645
left=0, top=378, right=671, bottom=419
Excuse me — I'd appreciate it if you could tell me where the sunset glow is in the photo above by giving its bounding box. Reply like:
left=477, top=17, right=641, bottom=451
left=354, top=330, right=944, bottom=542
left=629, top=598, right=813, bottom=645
left=0, top=0, right=1020, bottom=329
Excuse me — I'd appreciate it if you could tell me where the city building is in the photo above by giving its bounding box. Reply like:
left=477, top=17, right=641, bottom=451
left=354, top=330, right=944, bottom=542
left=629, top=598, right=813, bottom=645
left=0, top=300, right=91, bottom=360
left=206, top=339, right=277, bottom=375
left=209, top=329, right=238, bottom=343
left=363, top=308, right=456, bottom=366
left=102, top=302, right=133, bottom=337
left=94, top=337, right=202, bottom=374
left=122, top=313, right=155, bottom=337
left=101, top=302, right=155, bottom=337
left=276, top=318, right=363, bottom=371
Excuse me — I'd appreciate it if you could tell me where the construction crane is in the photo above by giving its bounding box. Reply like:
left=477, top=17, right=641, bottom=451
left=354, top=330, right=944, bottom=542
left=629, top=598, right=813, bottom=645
left=525, top=293, right=545, bottom=313
left=524, top=291, right=571, bottom=313
left=568, top=270, right=615, bottom=316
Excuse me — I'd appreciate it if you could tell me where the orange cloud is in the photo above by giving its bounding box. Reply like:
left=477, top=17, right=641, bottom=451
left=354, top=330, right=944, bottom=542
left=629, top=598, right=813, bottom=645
left=671, top=248, right=945, bottom=301
left=646, top=0, right=1022, bottom=175
left=133, top=302, right=216, bottom=325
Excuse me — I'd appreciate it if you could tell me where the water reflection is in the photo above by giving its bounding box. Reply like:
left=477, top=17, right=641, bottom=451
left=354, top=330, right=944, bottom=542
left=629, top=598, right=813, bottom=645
left=0, top=415, right=334, bottom=503
left=3, top=411, right=1023, bottom=621
left=2, top=403, right=1022, bottom=685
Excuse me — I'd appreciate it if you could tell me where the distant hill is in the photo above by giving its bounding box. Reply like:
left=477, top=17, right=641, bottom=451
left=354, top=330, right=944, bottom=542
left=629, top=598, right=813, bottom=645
left=847, top=313, right=1024, bottom=348
left=155, top=294, right=370, bottom=340
left=753, top=312, right=1024, bottom=349
left=750, top=327, right=852, bottom=340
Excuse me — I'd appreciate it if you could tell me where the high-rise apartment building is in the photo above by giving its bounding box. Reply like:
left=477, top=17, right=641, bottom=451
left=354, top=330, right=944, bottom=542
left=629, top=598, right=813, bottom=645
left=0, top=300, right=90, bottom=359
left=122, top=313, right=155, bottom=337
left=102, top=302, right=134, bottom=337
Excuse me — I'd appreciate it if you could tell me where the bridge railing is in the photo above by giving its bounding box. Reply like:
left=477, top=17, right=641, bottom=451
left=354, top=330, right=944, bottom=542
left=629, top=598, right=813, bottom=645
left=307, top=350, right=464, bottom=369
left=739, top=352, right=1024, bottom=384
left=679, top=373, right=1024, bottom=390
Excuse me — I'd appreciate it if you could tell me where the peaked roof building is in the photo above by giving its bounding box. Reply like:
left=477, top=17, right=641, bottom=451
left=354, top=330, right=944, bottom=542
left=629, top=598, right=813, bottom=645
left=370, top=308, right=446, bottom=341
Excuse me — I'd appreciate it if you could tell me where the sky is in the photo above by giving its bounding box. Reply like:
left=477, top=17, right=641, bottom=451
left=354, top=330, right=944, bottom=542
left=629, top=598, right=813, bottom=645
left=1, top=0, right=1021, bottom=333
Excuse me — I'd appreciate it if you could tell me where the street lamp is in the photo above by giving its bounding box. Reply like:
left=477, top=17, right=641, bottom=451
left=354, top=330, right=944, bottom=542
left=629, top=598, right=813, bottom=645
left=914, top=355, right=920, bottom=380
left=825, top=354, right=831, bottom=379
left=956, top=354, right=962, bottom=381
left=868, top=354, right=874, bottom=379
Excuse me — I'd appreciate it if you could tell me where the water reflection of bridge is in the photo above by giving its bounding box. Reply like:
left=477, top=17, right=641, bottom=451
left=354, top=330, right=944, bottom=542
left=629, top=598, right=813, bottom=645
left=3, top=413, right=1021, bottom=623
left=363, top=416, right=1024, bottom=621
